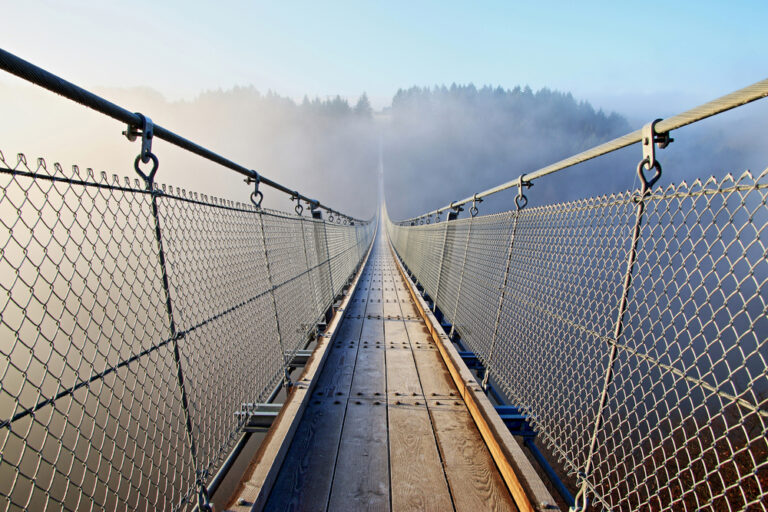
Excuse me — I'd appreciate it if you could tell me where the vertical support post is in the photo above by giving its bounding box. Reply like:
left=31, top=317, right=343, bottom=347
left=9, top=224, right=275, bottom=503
left=257, top=211, right=291, bottom=388
left=482, top=211, right=519, bottom=390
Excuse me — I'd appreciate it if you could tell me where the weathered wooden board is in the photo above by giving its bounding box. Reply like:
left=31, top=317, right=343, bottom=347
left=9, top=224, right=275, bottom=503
left=263, top=399, right=348, bottom=511
left=429, top=400, right=517, bottom=512
left=413, top=348, right=459, bottom=398
left=350, top=343, right=386, bottom=398
left=385, top=348, right=422, bottom=398
left=327, top=398, right=390, bottom=512
left=360, top=317, right=384, bottom=341
left=388, top=399, right=454, bottom=512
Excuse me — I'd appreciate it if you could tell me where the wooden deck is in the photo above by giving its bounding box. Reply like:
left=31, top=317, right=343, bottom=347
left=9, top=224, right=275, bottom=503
left=264, top=231, right=517, bottom=512
left=227, top=228, right=544, bottom=512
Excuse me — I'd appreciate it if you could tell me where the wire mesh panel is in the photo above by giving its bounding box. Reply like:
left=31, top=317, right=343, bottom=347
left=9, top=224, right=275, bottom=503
left=387, top=169, right=768, bottom=511
left=0, top=150, right=374, bottom=511
left=0, top=154, right=194, bottom=511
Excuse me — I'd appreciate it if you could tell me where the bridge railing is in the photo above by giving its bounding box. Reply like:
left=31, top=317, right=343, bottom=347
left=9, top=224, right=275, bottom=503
left=387, top=82, right=768, bottom=511
left=0, top=49, right=375, bottom=512
left=0, top=151, right=374, bottom=511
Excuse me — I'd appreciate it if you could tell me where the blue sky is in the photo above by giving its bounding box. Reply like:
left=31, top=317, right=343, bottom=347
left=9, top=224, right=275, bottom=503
left=3, top=1, right=766, bottom=116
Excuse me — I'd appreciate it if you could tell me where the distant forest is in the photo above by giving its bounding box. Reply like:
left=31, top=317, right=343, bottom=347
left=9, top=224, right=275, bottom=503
left=5, top=80, right=761, bottom=220
left=180, top=83, right=632, bottom=218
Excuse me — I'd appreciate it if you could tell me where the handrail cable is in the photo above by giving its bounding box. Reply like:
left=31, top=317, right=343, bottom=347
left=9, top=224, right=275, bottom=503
left=401, top=77, right=768, bottom=223
left=0, top=48, right=365, bottom=223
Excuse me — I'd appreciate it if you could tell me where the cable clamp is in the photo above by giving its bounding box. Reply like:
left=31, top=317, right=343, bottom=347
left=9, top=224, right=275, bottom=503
left=638, top=119, right=670, bottom=194
left=515, top=175, right=532, bottom=211
left=641, top=118, right=673, bottom=170
left=246, top=171, right=263, bottom=208
left=125, top=114, right=158, bottom=189
left=291, top=193, right=304, bottom=216
left=470, top=193, right=483, bottom=217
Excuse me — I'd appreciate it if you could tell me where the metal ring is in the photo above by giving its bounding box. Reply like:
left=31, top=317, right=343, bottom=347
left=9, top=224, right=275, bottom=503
left=250, top=190, right=263, bottom=208
left=328, top=214, right=334, bottom=223
left=637, top=157, right=662, bottom=193
left=514, top=194, right=528, bottom=210
left=295, top=203, right=304, bottom=216
left=469, top=205, right=478, bottom=217
left=134, top=152, right=159, bottom=187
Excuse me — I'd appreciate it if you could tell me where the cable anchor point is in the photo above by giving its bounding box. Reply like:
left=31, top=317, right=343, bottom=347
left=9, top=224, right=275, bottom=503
left=470, top=193, right=483, bottom=217
left=125, top=113, right=158, bottom=189
left=292, top=193, right=304, bottom=216
left=246, top=171, right=263, bottom=208
left=638, top=119, right=671, bottom=194
left=515, top=175, right=532, bottom=211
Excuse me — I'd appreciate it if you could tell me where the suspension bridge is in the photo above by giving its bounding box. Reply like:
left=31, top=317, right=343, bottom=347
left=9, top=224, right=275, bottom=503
left=0, top=49, right=766, bottom=511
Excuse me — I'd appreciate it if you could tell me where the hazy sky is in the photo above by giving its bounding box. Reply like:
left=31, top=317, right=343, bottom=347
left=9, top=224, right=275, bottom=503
left=3, top=1, right=766, bottom=116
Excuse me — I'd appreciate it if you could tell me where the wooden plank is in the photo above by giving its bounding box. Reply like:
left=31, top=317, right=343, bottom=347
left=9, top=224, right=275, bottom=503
left=335, top=317, right=363, bottom=341
left=404, top=320, right=433, bottom=344
left=327, top=398, right=390, bottom=512
left=428, top=400, right=517, bottom=512
left=382, top=299, right=402, bottom=317
left=313, top=347, right=357, bottom=399
left=413, top=349, right=458, bottom=398
left=365, top=297, right=384, bottom=316
left=388, top=399, right=454, bottom=512
left=263, top=399, right=348, bottom=511
left=350, top=344, right=386, bottom=398
left=382, top=320, right=409, bottom=344
left=385, top=349, right=422, bottom=398
left=398, top=299, right=421, bottom=318
left=360, top=317, right=384, bottom=341
left=344, top=297, right=368, bottom=317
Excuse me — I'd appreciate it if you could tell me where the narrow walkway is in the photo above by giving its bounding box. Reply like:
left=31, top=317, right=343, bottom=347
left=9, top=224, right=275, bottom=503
left=263, top=228, right=516, bottom=511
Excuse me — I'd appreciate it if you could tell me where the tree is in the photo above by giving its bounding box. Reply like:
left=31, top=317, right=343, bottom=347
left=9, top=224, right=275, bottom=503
left=354, top=93, right=373, bottom=117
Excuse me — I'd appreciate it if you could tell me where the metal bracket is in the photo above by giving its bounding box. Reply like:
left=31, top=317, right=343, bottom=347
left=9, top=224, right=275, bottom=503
left=515, top=175, right=533, bottom=210
left=235, top=403, right=284, bottom=431
left=245, top=171, right=263, bottom=207
left=123, top=113, right=154, bottom=163
left=641, top=118, right=673, bottom=168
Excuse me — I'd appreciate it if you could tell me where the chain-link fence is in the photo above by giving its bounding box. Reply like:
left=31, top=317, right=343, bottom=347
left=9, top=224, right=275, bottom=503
left=0, top=151, right=374, bottom=511
left=387, top=169, right=767, bottom=511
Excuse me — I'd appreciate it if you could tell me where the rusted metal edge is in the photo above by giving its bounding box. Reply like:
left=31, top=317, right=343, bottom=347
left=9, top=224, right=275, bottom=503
left=225, top=224, right=378, bottom=512
left=387, top=239, right=561, bottom=512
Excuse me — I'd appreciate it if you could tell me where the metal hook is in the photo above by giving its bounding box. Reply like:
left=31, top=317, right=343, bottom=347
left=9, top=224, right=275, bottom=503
left=126, top=114, right=159, bottom=188
left=246, top=172, right=263, bottom=208
left=292, top=194, right=303, bottom=216
left=470, top=193, right=482, bottom=217
left=636, top=157, right=662, bottom=194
